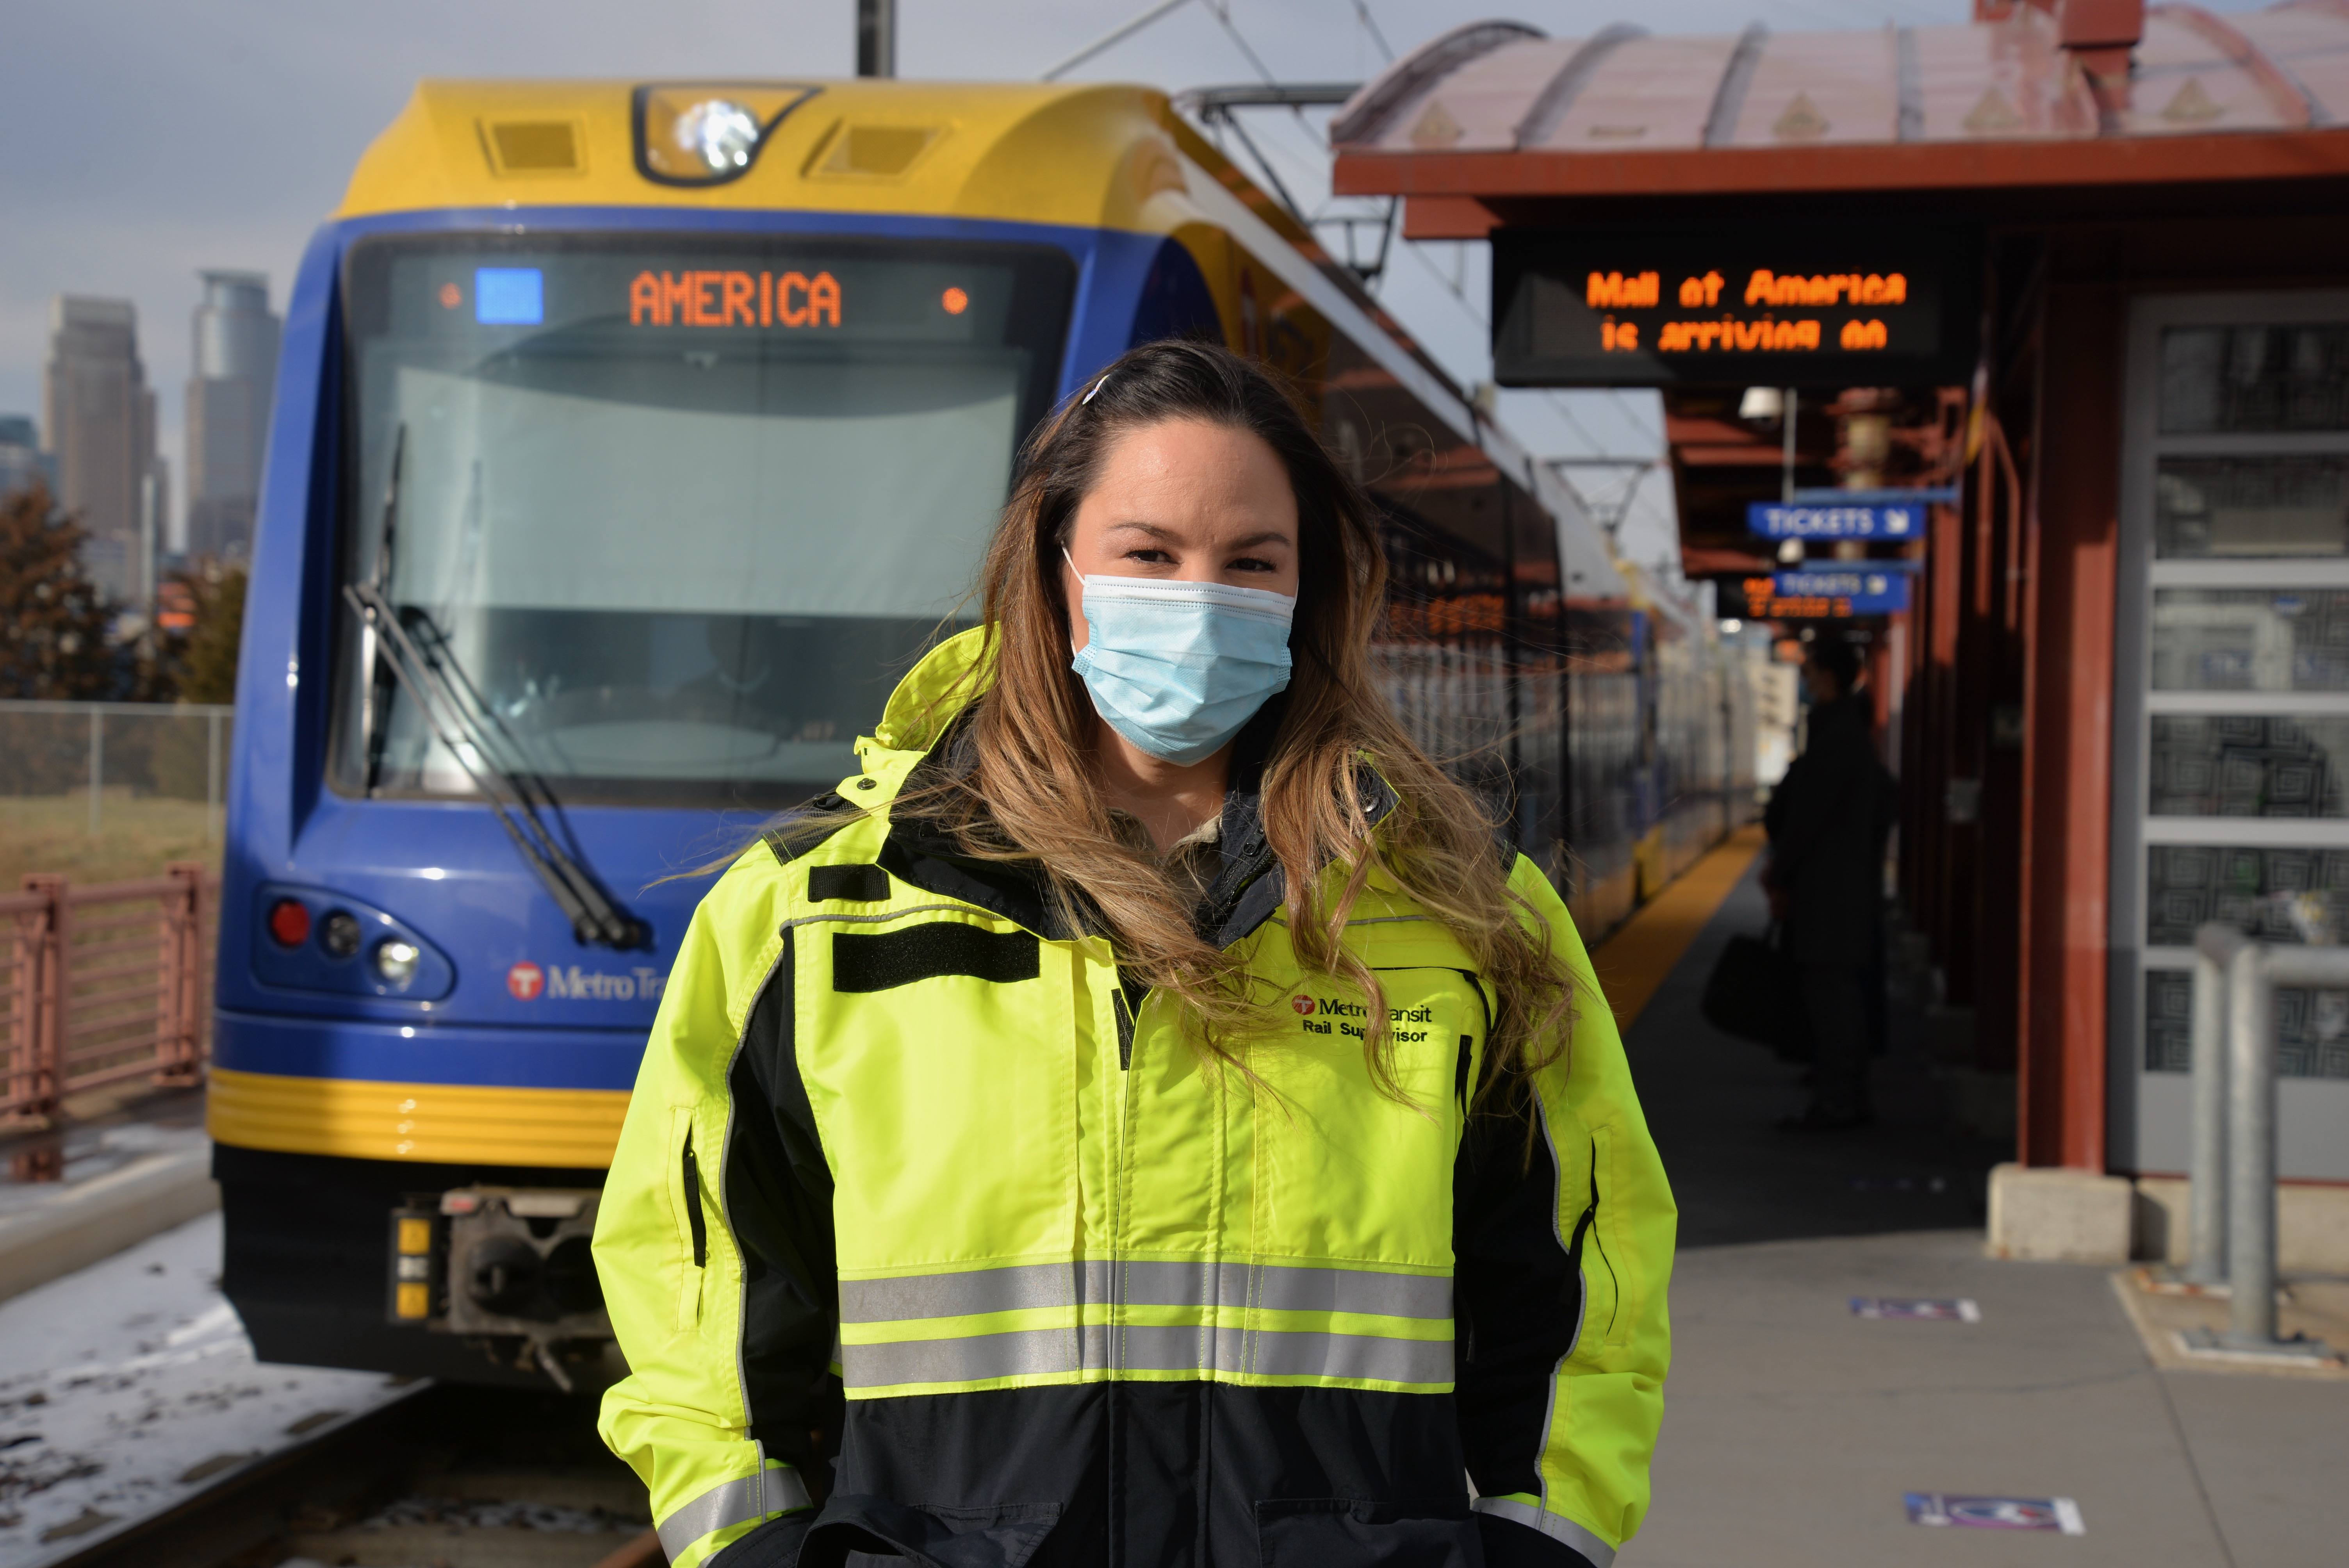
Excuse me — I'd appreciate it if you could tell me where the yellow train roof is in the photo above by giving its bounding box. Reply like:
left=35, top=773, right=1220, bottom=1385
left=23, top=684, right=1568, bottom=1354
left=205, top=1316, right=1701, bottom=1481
left=340, top=78, right=1266, bottom=239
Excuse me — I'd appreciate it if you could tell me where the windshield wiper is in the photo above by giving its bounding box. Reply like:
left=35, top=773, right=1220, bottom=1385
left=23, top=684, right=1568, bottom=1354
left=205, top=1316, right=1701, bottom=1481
left=346, top=426, right=650, bottom=950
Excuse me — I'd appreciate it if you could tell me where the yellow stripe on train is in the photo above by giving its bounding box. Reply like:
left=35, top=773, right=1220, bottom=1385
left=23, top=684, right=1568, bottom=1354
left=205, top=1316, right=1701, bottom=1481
left=207, top=1067, right=627, bottom=1168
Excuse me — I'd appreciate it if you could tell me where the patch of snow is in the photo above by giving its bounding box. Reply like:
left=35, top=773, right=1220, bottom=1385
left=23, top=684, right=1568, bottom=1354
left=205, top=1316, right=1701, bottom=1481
left=0, top=1211, right=415, bottom=1568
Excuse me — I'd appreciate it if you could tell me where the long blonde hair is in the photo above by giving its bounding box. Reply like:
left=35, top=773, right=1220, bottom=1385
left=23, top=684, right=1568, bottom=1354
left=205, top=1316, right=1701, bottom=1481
left=884, top=340, right=1571, bottom=1110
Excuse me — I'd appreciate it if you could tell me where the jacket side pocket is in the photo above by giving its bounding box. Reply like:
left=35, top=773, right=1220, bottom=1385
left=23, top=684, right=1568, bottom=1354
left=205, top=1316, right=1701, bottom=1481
left=798, top=1495, right=1063, bottom=1568
left=666, top=1105, right=708, bottom=1330
left=1255, top=1499, right=1483, bottom=1568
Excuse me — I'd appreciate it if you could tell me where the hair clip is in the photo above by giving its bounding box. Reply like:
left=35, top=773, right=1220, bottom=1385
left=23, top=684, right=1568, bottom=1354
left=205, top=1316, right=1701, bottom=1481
left=1082, top=375, right=1110, bottom=405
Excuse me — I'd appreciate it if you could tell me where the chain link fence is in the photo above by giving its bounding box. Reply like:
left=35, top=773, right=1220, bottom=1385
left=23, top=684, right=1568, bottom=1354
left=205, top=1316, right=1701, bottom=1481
left=0, top=701, right=235, bottom=840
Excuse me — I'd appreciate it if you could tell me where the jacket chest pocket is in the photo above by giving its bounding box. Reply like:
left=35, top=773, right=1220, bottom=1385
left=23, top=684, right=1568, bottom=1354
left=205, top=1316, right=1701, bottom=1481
left=797, top=918, right=1077, bottom=1275
left=1248, top=970, right=1481, bottom=1269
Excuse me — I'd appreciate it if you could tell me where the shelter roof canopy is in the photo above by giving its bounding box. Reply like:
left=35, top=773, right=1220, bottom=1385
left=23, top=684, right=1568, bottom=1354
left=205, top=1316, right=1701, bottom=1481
left=1331, top=2, right=2349, bottom=198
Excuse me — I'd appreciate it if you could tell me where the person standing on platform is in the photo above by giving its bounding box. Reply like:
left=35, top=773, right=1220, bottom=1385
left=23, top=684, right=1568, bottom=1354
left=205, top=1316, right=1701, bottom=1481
left=591, top=342, right=1676, bottom=1568
left=1763, top=637, right=1897, bottom=1132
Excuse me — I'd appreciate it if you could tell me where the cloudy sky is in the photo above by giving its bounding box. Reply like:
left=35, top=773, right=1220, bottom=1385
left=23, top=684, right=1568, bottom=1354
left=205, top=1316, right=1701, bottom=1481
left=4, top=0, right=2085, bottom=566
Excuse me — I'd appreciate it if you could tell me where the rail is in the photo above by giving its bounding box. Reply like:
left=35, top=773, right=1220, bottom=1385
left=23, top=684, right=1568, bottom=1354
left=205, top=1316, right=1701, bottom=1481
left=2183, top=921, right=2344, bottom=1359
left=0, top=864, right=216, bottom=1125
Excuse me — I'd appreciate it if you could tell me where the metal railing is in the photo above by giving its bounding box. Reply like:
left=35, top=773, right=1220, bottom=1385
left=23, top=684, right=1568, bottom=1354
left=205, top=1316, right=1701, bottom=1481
left=0, top=700, right=235, bottom=838
left=1, top=866, right=216, bottom=1125
left=2183, top=922, right=2344, bottom=1358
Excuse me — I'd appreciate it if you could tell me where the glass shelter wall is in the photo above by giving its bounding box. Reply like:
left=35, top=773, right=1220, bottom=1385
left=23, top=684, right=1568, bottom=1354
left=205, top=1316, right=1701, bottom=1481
left=2113, top=292, right=2349, bottom=1178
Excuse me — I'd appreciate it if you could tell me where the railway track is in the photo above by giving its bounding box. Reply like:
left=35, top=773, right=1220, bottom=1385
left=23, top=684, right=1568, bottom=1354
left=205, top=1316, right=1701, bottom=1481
left=43, top=1384, right=657, bottom=1568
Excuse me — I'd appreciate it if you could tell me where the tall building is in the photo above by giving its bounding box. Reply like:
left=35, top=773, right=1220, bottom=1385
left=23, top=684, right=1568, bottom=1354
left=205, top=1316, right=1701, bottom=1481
left=0, top=415, right=50, bottom=502
left=42, top=296, right=160, bottom=604
left=185, top=271, right=280, bottom=562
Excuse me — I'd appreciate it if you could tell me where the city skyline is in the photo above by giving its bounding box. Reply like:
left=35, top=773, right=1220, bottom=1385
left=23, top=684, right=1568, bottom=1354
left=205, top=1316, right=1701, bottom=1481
left=185, top=270, right=280, bottom=563
left=41, top=294, right=162, bottom=605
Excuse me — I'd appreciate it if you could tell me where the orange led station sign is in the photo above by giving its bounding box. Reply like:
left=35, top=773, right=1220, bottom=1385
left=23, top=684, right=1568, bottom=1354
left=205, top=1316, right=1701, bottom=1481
left=628, top=269, right=842, bottom=328
left=1493, top=228, right=1977, bottom=387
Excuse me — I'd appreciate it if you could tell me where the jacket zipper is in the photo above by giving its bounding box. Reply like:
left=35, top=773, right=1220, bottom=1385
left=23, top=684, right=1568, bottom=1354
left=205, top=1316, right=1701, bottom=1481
left=680, top=1130, right=708, bottom=1269
left=1111, top=986, right=1138, bottom=1071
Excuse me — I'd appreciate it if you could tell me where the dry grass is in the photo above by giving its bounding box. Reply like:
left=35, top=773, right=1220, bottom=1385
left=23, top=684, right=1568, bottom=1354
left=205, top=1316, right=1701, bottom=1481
left=0, top=791, right=226, bottom=890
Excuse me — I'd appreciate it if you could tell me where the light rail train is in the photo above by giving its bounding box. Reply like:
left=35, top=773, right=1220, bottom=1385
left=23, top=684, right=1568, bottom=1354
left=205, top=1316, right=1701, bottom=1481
left=210, top=77, right=1757, bottom=1384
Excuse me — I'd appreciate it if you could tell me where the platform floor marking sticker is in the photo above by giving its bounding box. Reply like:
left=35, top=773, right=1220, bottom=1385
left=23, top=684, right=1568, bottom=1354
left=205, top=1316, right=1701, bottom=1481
left=1847, top=1174, right=1950, bottom=1193
left=1852, top=1297, right=1981, bottom=1321
left=1906, top=1494, right=2085, bottom=1534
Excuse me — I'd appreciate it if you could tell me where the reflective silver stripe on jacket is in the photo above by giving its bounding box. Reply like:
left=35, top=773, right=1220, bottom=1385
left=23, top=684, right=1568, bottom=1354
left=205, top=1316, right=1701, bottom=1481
left=656, top=1468, right=813, bottom=1560
left=839, top=1320, right=1452, bottom=1390
left=1471, top=1497, right=1616, bottom=1568
left=838, top=1259, right=1451, bottom=1324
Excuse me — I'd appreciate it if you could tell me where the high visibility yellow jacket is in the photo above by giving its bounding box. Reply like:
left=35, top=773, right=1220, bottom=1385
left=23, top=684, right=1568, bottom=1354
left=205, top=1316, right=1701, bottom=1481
left=594, top=631, right=1675, bottom=1568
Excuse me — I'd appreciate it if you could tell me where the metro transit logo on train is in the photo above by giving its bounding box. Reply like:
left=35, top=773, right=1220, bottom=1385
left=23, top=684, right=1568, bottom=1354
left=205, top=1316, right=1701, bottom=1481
left=507, top=960, right=668, bottom=1003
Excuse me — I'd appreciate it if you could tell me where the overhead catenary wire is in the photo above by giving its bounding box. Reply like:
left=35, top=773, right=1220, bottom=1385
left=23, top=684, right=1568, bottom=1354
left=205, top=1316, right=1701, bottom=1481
left=1202, top=0, right=1281, bottom=86
left=1041, top=0, right=1196, bottom=80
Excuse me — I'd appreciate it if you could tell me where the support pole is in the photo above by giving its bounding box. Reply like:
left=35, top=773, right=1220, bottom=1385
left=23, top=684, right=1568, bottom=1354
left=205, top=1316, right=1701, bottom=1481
left=2186, top=923, right=2241, bottom=1284
left=857, top=0, right=895, bottom=77
left=207, top=710, right=222, bottom=843
left=2178, top=936, right=2342, bottom=1363
left=22, top=874, right=66, bottom=1126
left=1780, top=388, right=1797, bottom=504
left=2225, top=942, right=2276, bottom=1344
left=87, top=708, right=102, bottom=837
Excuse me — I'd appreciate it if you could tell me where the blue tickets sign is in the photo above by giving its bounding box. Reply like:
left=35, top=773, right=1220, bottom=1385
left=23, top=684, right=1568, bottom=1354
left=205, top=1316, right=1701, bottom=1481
left=1748, top=568, right=1911, bottom=615
left=1748, top=501, right=1923, bottom=540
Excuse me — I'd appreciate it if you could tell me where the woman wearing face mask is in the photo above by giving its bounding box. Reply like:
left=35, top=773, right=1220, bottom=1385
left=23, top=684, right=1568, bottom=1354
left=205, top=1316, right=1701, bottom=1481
left=593, top=341, right=1675, bottom=1568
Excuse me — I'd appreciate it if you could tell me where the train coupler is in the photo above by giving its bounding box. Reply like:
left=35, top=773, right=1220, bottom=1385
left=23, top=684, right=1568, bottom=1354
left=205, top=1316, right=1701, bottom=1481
left=387, top=1186, right=613, bottom=1390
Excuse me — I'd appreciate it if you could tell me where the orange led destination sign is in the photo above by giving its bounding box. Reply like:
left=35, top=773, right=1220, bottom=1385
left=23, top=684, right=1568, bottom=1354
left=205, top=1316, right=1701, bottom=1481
left=628, top=269, right=842, bottom=328
left=1493, top=228, right=1978, bottom=388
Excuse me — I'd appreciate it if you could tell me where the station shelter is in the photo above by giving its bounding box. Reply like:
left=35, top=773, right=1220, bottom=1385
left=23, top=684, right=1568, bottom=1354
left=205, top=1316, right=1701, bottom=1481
left=1331, top=0, right=2349, bottom=1189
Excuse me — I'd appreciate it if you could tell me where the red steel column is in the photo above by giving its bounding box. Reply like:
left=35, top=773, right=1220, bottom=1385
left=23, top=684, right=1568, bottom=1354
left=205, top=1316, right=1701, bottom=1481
left=2017, top=273, right=2121, bottom=1170
left=21, top=874, right=67, bottom=1125
left=159, top=863, right=206, bottom=1085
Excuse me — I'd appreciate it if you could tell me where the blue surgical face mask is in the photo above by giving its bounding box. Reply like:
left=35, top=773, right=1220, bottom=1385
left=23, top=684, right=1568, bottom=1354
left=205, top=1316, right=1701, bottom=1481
left=1064, top=550, right=1296, bottom=767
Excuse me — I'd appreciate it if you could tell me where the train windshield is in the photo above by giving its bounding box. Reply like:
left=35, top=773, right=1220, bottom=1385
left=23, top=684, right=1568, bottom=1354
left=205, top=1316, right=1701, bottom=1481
left=331, top=234, right=1073, bottom=805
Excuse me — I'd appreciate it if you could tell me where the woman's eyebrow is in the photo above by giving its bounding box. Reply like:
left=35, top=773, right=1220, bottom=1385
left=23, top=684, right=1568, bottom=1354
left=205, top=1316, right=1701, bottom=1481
left=1103, top=521, right=1294, bottom=550
left=1105, top=520, right=1179, bottom=541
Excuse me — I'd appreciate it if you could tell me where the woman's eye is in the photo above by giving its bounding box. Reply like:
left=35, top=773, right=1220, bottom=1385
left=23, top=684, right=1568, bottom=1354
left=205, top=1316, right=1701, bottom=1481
left=1125, top=548, right=1175, bottom=565
left=1230, top=557, right=1276, bottom=573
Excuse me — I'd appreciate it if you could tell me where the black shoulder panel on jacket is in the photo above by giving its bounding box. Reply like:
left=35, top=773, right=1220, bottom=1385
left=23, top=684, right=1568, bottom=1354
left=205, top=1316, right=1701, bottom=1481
left=807, top=863, right=891, bottom=903
left=833, top=924, right=1041, bottom=992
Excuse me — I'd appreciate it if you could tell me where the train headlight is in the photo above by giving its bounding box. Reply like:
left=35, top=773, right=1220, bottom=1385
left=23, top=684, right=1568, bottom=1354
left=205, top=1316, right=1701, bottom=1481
left=374, top=939, right=421, bottom=987
left=677, top=99, right=760, bottom=173
left=633, top=84, right=818, bottom=186
left=320, top=911, right=363, bottom=960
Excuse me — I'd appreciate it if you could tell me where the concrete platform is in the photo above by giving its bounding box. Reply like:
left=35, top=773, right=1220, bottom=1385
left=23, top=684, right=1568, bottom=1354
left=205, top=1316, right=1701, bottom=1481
left=0, top=1087, right=213, bottom=1306
left=1606, top=845, right=2349, bottom=1566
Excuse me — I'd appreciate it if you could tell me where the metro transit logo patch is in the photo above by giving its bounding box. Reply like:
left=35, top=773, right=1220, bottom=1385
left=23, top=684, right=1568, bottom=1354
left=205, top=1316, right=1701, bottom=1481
left=507, top=961, right=545, bottom=1001
left=1291, top=994, right=1316, bottom=1016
